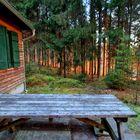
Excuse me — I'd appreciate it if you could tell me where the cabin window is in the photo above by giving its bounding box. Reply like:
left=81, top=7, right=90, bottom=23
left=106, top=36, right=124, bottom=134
left=0, top=25, right=20, bottom=69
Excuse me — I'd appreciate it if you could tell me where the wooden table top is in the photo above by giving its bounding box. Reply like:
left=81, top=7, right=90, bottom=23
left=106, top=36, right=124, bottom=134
left=0, top=94, right=137, bottom=118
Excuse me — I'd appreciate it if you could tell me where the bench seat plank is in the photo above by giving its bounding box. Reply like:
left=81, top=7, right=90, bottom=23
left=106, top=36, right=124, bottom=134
left=0, top=94, right=136, bottom=118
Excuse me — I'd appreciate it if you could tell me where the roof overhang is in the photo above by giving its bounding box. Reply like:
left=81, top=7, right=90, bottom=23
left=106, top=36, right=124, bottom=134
left=0, top=0, right=34, bottom=31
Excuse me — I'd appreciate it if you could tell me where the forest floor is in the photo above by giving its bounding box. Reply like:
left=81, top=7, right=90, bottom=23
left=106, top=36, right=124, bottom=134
left=26, top=71, right=140, bottom=137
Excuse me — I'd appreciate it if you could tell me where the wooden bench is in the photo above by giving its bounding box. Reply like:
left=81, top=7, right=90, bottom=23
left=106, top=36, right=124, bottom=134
left=0, top=94, right=137, bottom=140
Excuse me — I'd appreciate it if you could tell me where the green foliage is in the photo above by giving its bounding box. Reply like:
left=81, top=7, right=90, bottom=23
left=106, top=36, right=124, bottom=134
left=127, top=104, right=140, bottom=132
left=25, top=62, right=39, bottom=75
left=105, top=69, right=129, bottom=90
left=26, top=74, right=48, bottom=86
left=53, top=78, right=84, bottom=88
left=115, top=32, right=133, bottom=75
left=25, top=61, right=86, bottom=92
left=39, top=67, right=58, bottom=76
left=128, top=80, right=140, bottom=90
left=26, top=68, right=84, bottom=88
left=107, top=28, right=123, bottom=44
left=90, top=80, right=108, bottom=90
left=9, top=0, right=140, bottom=83
left=73, top=73, right=87, bottom=82
left=25, top=62, right=59, bottom=76
left=105, top=30, right=134, bottom=90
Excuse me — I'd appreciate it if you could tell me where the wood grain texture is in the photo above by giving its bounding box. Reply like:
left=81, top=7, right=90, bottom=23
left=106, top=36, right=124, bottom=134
left=0, top=18, right=24, bottom=93
left=0, top=94, right=137, bottom=118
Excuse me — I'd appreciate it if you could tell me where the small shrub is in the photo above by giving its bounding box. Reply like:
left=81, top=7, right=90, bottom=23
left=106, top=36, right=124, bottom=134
left=54, top=78, right=84, bottom=88
left=26, top=74, right=56, bottom=86
left=25, top=62, right=39, bottom=75
left=128, top=80, right=140, bottom=90
left=39, top=67, right=58, bottom=76
left=26, top=75, right=46, bottom=86
left=105, top=69, right=129, bottom=90
left=45, top=75, right=56, bottom=82
left=91, top=80, right=108, bottom=89
left=73, top=73, right=87, bottom=82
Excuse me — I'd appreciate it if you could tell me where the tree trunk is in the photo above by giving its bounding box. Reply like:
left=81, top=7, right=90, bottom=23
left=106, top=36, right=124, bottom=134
left=59, top=51, right=63, bottom=75
left=108, top=9, right=112, bottom=73
left=103, top=38, right=106, bottom=76
left=97, top=1, right=102, bottom=79
left=81, top=39, right=85, bottom=74
left=64, top=46, right=66, bottom=78
left=103, top=0, right=108, bottom=76
left=90, top=0, right=96, bottom=79
left=128, top=0, right=132, bottom=46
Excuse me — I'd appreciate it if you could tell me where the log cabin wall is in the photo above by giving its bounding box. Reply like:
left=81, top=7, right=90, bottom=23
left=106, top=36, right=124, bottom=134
left=0, top=17, right=25, bottom=93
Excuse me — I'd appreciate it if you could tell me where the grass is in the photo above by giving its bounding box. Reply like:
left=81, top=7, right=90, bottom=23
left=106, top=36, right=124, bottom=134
left=127, top=104, right=140, bottom=133
left=27, top=74, right=85, bottom=93
left=27, top=73, right=113, bottom=94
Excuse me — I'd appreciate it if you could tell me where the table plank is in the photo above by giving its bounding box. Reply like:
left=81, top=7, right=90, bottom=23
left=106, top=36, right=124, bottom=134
left=0, top=106, right=131, bottom=111
left=0, top=94, right=137, bottom=118
left=0, top=110, right=136, bottom=118
left=0, top=94, right=116, bottom=98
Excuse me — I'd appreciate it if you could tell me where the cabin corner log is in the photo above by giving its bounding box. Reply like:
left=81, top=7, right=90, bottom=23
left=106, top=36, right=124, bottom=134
left=0, top=118, right=30, bottom=132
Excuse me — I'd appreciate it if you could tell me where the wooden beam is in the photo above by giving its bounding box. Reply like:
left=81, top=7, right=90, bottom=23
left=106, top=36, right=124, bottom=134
left=0, top=118, right=16, bottom=132
left=0, top=119, right=9, bottom=126
left=114, top=118, right=128, bottom=123
left=77, top=118, right=105, bottom=129
left=0, top=118, right=29, bottom=132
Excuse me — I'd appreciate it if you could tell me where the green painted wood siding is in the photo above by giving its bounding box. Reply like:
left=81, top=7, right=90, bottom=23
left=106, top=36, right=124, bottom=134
left=7, top=31, right=13, bottom=68
left=0, top=26, right=8, bottom=69
left=0, top=25, right=20, bottom=69
left=11, top=32, right=20, bottom=67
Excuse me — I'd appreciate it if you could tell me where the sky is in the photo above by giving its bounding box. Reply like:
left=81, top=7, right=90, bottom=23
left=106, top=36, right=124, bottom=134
left=83, top=0, right=90, bottom=19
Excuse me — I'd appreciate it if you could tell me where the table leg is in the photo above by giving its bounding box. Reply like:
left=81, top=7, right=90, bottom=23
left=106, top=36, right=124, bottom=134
left=49, top=118, right=53, bottom=122
left=77, top=118, right=128, bottom=140
left=101, top=118, right=118, bottom=140
left=114, top=118, right=127, bottom=140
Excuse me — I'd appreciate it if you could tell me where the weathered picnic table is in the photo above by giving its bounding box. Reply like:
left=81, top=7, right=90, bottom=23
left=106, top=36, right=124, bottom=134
left=0, top=94, right=137, bottom=140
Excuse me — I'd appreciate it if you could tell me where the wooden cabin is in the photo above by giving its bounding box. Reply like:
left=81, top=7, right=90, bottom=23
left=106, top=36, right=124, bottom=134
left=0, top=0, right=34, bottom=93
